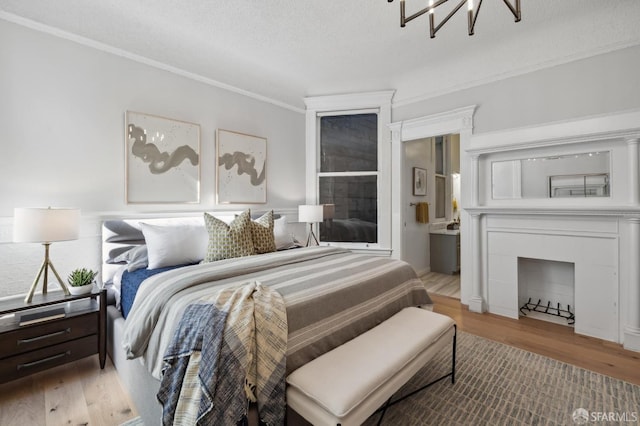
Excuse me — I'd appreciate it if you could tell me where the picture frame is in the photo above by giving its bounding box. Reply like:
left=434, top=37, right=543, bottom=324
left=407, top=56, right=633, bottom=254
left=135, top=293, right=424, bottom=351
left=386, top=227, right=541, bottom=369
left=125, top=111, right=201, bottom=204
left=413, top=167, right=427, bottom=196
left=216, top=129, right=267, bottom=204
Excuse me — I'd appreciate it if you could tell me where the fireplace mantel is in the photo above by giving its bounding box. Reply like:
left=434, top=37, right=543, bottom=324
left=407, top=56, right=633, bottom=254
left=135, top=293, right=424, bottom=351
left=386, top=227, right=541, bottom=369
left=466, top=206, right=640, bottom=218
left=463, top=108, right=640, bottom=352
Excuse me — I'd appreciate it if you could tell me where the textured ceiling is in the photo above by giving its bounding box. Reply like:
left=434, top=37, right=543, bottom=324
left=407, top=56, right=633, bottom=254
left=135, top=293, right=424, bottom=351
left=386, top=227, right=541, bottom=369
left=2, top=0, right=640, bottom=111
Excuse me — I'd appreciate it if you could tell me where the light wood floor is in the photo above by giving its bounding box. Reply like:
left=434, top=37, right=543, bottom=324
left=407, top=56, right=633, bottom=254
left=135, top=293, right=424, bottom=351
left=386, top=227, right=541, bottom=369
left=0, top=355, right=137, bottom=426
left=432, top=294, right=640, bottom=385
left=421, top=271, right=461, bottom=299
left=1, top=293, right=638, bottom=425
left=423, top=271, right=639, bottom=384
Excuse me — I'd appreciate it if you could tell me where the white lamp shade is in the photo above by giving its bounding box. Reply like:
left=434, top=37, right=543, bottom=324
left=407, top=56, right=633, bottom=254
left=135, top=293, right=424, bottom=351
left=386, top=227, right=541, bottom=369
left=298, top=205, right=324, bottom=223
left=13, top=207, right=80, bottom=243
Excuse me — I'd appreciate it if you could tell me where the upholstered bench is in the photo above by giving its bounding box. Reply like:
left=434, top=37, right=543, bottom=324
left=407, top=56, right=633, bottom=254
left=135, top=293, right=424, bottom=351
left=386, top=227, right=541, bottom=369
left=286, top=307, right=456, bottom=426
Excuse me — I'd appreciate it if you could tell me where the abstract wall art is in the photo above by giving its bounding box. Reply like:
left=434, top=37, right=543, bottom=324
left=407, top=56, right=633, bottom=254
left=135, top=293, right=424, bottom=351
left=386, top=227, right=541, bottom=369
left=125, top=111, right=200, bottom=204
left=216, top=129, right=267, bottom=204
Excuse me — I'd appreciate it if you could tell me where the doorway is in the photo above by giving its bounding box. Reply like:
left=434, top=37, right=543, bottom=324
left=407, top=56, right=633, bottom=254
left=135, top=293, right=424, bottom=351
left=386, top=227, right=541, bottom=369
left=389, top=105, right=475, bottom=303
left=403, top=134, right=461, bottom=298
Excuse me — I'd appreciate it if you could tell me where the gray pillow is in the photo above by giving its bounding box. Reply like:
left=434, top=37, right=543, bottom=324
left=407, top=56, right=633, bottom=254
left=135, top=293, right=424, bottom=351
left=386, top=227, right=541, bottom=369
left=113, top=245, right=149, bottom=272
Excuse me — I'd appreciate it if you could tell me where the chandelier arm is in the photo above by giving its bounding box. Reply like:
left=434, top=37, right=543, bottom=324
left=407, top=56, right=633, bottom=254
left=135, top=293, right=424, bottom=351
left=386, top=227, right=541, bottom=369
left=391, top=0, right=521, bottom=38
left=431, top=0, right=467, bottom=38
left=501, top=0, right=521, bottom=22
left=468, top=0, right=483, bottom=36
left=402, top=0, right=451, bottom=26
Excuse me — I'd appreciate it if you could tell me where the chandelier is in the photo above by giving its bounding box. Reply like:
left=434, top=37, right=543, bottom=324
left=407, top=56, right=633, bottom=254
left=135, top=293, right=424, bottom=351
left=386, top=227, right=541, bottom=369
left=388, top=0, right=521, bottom=38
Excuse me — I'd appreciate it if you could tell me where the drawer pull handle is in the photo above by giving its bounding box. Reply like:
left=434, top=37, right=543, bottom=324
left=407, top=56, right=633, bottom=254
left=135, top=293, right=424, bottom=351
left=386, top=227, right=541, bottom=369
left=17, top=351, right=71, bottom=370
left=17, top=328, right=71, bottom=345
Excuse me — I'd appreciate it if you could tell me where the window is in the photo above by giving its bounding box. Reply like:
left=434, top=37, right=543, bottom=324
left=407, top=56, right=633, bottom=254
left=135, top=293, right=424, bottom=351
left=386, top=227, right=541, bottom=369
left=304, top=91, right=393, bottom=251
left=318, top=114, right=378, bottom=243
left=435, top=136, right=447, bottom=219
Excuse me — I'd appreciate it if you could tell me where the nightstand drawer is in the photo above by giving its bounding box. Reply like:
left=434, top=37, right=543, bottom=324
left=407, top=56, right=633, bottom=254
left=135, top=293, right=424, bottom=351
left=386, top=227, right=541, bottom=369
left=0, top=312, right=98, bottom=359
left=0, top=335, right=97, bottom=383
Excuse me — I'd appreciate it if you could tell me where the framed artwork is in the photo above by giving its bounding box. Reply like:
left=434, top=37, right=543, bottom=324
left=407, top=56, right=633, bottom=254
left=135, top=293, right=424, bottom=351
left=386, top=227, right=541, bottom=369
left=216, top=129, right=267, bottom=204
left=413, top=167, right=427, bottom=196
left=125, top=111, right=200, bottom=204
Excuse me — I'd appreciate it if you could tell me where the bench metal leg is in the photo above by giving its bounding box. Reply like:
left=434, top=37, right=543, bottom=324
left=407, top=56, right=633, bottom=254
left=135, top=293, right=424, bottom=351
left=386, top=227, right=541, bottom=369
left=451, top=324, right=457, bottom=384
left=373, top=324, right=457, bottom=424
left=376, top=396, right=392, bottom=425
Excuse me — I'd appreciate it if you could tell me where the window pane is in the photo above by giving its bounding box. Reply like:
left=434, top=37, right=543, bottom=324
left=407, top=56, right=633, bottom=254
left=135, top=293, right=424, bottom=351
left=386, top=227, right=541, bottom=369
left=435, top=136, right=444, bottom=175
left=435, top=175, right=446, bottom=218
left=320, top=114, right=378, bottom=172
left=319, top=176, right=377, bottom=243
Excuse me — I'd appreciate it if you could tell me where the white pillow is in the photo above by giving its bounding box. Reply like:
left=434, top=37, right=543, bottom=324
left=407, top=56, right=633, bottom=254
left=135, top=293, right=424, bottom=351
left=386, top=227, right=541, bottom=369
left=140, top=222, right=208, bottom=269
left=274, top=215, right=296, bottom=250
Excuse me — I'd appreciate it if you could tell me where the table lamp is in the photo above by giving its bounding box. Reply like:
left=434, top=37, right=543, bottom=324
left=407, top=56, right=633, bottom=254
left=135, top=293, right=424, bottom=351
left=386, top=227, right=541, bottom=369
left=298, top=205, right=324, bottom=246
left=322, top=204, right=335, bottom=221
left=13, top=207, right=80, bottom=303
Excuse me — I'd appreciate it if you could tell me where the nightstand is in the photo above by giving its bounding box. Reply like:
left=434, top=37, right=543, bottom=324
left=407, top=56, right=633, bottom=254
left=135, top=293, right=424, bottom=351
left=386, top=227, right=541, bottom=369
left=0, top=288, right=106, bottom=383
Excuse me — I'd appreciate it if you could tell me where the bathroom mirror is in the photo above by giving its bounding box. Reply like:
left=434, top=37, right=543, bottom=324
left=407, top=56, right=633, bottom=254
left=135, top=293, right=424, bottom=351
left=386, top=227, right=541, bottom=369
left=492, top=151, right=610, bottom=199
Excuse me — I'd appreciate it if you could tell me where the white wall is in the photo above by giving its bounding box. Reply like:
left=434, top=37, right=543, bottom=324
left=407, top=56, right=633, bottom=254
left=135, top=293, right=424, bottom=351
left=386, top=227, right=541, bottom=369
left=392, top=44, right=640, bottom=306
left=403, top=138, right=431, bottom=274
left=0, top=19, right=305, bottom=298
left=393, top=44, right=640, bottom=134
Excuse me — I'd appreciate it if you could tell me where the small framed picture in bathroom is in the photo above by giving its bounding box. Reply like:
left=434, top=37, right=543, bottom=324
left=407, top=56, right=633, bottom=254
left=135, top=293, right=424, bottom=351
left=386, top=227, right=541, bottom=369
left=413, top=167, right=427, bottom=196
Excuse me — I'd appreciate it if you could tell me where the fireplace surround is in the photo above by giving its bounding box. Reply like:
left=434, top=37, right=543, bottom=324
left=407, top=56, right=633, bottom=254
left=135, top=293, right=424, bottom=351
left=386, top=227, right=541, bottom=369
left=486, top=214, right=618, bottom=341
left=464, top=108, right=640, bottom=352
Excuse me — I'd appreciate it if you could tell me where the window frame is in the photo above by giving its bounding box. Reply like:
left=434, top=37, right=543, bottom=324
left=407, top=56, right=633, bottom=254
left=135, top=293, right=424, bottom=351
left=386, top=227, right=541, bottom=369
left=434, top=135, right=448, bottom=220
left=304, top=91, right=394, bottom=253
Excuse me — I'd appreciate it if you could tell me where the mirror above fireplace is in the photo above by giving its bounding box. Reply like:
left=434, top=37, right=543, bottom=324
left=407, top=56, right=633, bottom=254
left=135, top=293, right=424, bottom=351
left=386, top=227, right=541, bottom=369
left=491, top=151, right=610, bottom=200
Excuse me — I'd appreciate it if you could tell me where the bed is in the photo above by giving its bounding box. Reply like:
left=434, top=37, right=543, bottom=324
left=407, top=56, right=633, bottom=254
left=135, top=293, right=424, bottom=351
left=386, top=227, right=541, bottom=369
left=101, top=211, right=432, bottom=425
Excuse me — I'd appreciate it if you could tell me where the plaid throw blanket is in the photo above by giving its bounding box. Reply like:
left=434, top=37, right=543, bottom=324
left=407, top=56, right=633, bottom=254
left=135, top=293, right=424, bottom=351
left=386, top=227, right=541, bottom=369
left=157, top=282, right=287, bottom=425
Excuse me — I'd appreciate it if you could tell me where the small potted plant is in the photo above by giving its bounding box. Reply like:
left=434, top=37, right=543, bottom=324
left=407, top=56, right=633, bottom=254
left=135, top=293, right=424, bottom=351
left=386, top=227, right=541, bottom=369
left=67, top=268, right=98, bottom=295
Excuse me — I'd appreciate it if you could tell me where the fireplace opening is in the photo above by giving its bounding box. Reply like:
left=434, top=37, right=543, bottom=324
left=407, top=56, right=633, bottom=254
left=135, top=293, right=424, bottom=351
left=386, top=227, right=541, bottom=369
left=517, top=257, right=575, bottom=326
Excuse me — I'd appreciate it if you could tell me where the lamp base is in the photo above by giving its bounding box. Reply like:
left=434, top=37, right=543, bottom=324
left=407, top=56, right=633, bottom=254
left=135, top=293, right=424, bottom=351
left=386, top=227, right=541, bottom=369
left=25, top=243, right=71, bottom=303
left=305, top=224, right=320, bottom=247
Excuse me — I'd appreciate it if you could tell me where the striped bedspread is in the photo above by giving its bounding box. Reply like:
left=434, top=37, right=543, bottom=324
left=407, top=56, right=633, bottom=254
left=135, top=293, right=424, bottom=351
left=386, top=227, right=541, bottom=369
left=122, top=246, right=432, bottom=379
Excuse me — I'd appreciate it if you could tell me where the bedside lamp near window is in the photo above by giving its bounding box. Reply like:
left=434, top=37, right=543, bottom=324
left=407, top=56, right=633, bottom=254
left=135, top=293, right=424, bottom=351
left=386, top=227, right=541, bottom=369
left=298, top=205, right=324, bottom=247
left=13, top=207, right=80, bottom=303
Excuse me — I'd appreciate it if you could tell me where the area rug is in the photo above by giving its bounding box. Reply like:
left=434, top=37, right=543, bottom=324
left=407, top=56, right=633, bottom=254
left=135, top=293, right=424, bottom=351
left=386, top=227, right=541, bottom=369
left=363, top=332, right=639, bottom=425
left=120, top=332, right=639, bottom=426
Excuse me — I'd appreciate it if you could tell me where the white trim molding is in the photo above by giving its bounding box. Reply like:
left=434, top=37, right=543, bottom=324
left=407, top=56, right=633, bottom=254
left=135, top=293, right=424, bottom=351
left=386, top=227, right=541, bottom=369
left=467, top=108, right=640, bottom=156
left=304, top=91, right=395, bottom=253
left=389, top=105, right=476, bottom=305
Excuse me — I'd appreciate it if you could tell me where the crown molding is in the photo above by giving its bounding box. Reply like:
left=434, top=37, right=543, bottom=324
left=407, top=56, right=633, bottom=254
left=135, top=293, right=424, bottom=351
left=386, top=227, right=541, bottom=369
left=392, top=39, right=640, bottom=109
left=0, top=12, right=305, bottom=115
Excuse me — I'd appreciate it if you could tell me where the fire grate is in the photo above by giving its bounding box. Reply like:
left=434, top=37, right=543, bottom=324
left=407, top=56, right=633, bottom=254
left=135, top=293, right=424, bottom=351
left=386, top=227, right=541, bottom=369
left=519, top=298, right=575, bottom=325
